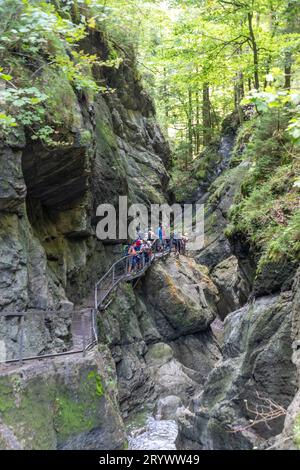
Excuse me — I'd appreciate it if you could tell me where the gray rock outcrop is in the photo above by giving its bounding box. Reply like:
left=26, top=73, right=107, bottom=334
left=176, top=290, right=297, bottom=450
left=99, top=255, right=221, bottom=417
left=0, top=348, right=126, bottom=450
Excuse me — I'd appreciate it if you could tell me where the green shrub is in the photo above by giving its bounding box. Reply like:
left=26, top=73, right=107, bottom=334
left=294, top=413, right=300, bottom=449
left=227, top=109, right=300, bottom=271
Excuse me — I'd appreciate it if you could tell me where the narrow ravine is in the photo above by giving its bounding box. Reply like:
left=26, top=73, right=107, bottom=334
left=113, top=133, right=237, bottom=450
left=0, top=0, right=299, bottom=452
left=127, top=414, right=178, bottom=450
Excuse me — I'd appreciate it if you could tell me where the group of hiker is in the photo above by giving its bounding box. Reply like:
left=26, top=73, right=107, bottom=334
left=124, top=238, right=153, bottom=274
left=152, top=225, right=189, bottom=255
left=123, top=225, right=189, bottom=274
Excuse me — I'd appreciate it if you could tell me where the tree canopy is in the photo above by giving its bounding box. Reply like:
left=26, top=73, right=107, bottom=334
left=0, top=0, right=300, bottom=156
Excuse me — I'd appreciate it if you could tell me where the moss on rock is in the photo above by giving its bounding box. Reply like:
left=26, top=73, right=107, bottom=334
left=294, top=413, right=300, bottom=449
left=0, top=351, right=126, bottom=450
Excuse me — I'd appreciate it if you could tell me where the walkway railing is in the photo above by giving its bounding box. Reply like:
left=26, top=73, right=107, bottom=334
left=0, top=242, right=171, bottom=367
left=95, top=242, right=171, bottom=311
left=0, top=308, right=97, bottom=366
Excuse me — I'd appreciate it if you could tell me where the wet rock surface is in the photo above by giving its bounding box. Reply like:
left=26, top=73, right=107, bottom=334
left=273, top=269, right=300, bottom=449
left=176, top=292, right=297, bottom=450
left=0, top=309, right=72, bottom=360
left=141, top=255, right=219, bottom=339
left=211, top=255, right=249, bottom=319
left=99, top=255, right=221, bottom=417
left=0, top=348, right=126, bottom=450
left=155, top=396, right=183, bottom=420
left=128, top=416, right=178, bottom=450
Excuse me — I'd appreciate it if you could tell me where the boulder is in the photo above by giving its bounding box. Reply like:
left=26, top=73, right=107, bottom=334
left=211, top=255, right=249, bottom=319
left=0, top=348, right=126, bottom=450
left=142, top=254, right=218, bottom=340
left=145, top=343, right=174, bottom=367
left=176, top=291, right=297, bottom=449
left=155, top=396, right=183, bottom=420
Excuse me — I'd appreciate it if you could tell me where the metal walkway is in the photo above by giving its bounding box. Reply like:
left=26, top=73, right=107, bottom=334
left=0, top=243, right=170, bottom=366
left=95, top=246, right=170, bottom=311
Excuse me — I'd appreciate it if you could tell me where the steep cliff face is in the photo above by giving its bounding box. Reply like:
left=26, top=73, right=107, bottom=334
left=98, top=255, right=221, bottom=417
left=177, top=290, right=297, bottom=450
left=0, top=26, right=171, bottom=449
left=174, top=113, right=300, bottom=450
left=0, top=29, right=170, bottom=359
left=274, top=269, right=300, bottom=449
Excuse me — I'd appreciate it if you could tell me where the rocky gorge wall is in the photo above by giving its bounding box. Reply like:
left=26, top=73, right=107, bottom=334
left=0, top=29, right=170, bottom=358
left=0, top=20, right=299, bottom=450
left=173, top=121, right=300, bottom=450
left=0, top=27, right=172, bottom=448
left=98, top=255, right=221, bottom=418
left=91, top=120, right=299, bottom=451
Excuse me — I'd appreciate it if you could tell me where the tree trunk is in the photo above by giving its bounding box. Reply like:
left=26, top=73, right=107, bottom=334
left=163, top=67, right=169, bottom=119
left=284, top=52, right=292, bottom=90
left=264, top=10, right=278, bottom=90
left=195, top=88, right=200, bottom=154
left=202, top=83, right=212, bottom=146
left=235, top=72, right=244, bottom=124
left=282, top=0, right=300, bottom=90
left=187, top=87, right=193, bottom=168
left=248, top=12, right=260, bottom=90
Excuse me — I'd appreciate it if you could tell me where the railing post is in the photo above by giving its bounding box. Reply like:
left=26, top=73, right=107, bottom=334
left=19, top=315, right=24, bottom=366
left=90, top=309, right=93, bottom=344
left=81, top=315, right=86, bottom=356
left=92, top=309, right=98, bottom=344
left=112, top=265, right=115, bottom=285
left=95, top=284, right=98, bottom=311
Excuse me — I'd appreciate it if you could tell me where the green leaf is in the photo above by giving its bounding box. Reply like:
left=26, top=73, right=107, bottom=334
left=0, top=73, right=13, bottom=81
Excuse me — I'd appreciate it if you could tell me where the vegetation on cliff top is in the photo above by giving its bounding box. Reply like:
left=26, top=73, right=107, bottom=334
left=227, top=108, right=300, bottom=270
left=0, top=0, right=123, bottom=144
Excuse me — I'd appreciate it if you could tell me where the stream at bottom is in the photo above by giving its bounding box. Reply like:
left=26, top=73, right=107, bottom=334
left=126, top=411, right=178, bottom=450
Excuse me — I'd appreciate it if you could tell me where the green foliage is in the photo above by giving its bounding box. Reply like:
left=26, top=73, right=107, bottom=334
left=0, top=112, right=17, bottom=129
left=169, top=142, right=220, bottom=202
left=111, top=0, right=300, bottom=187
left=228, top=110, right=300, bottom=271
left=38, top=68, right=79, bottom=128
left=231, top=118, right=256, bottom=165
left=53, top=52, right=100, bottom=93
left=87, top=371, right=104, bottom=397
left=80, top=129, right=92, bottom=146
left=0, top=85, right=55, bottom=142
left=244, top=87, right=300, bottom=145
left=294, top=413, right=300, bottom=449
left=0, top=0, right=122, bottom=144
left=169, top=167, right=198, bottom=202
left=0, top=67, right=13, bottom=82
